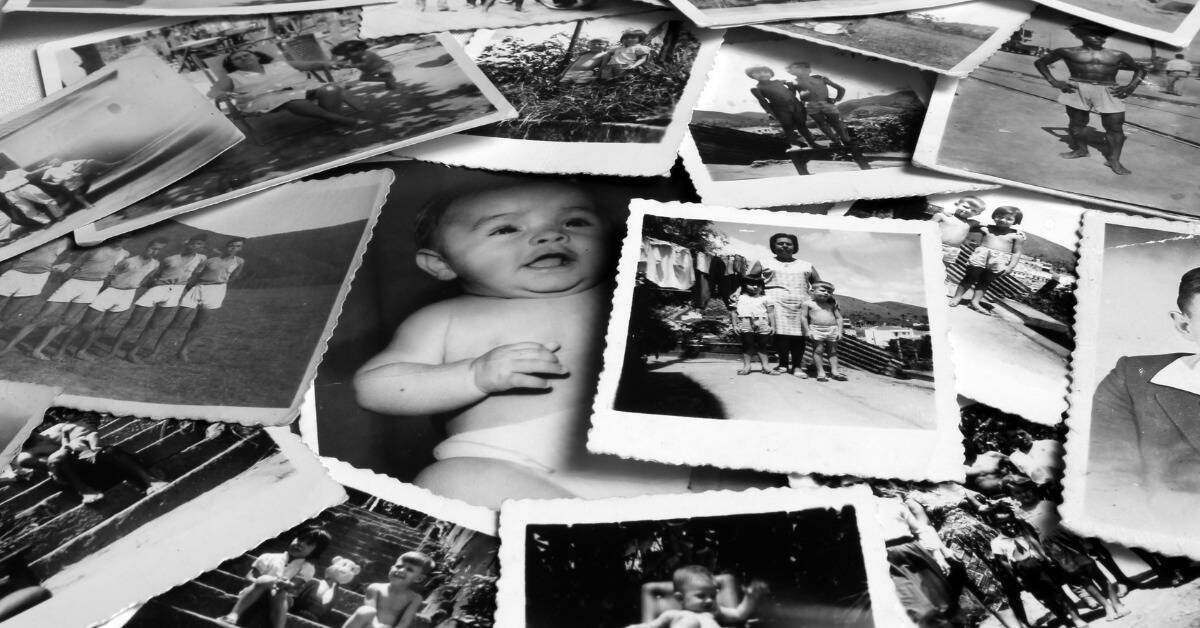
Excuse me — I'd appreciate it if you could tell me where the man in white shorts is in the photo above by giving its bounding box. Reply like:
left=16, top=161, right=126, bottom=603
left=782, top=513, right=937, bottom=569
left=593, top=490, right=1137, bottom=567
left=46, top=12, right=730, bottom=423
left=0, top=166, right=62, bottom=227
left=155, top=238, right=246, bottom=363
left=0, top=236, right=131, bottom=359
left=106, top=235, right=207, bottom=364
left=62, top=238, right=167, bottom=361
left=0, top=238, right=70, bottom=326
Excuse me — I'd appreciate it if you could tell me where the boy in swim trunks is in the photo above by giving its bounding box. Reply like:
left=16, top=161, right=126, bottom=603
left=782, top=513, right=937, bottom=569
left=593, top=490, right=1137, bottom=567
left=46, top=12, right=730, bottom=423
left=786, top=62, right=853, bottom=149
left=342, top=551, right=432, bottom=628
left=0, top=238, right=70, bottom=325
left=0, top=235, right=131, bottom=360
left=747, top=65, right=817, bottom=151
left=625, top=565, right=767, bottom=628
left=929, top=196, right=986, bottom=267
left=106, top=235, right=207, bottom=363
left=353, top=182, right=692, bottom=509
left=63, top=238, right=166, bottom=361
left=802, top=281, right=845, bottom=382
left=950, top=206, right=1025, bottom=313
left=153, top=237, right=245, bottom=363
left=1034, top=22, right=1145, bottom=176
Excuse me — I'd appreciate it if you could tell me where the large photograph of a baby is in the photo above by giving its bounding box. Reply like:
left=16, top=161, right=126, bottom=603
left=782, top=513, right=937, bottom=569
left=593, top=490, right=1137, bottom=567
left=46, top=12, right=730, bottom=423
left=313, top=162, right=784, bottom=510
left=1064, top=213, right=1200, bottom=555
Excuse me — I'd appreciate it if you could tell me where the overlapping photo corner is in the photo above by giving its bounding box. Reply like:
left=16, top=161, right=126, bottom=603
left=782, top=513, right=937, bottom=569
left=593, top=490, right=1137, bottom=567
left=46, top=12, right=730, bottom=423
left=914, top=5, right=1200, bottom=218
left=359, top=0, right=665, bottom=39
left=680, top=27, right=994, bottom=209
left=0, top=170, right=389, bottom=425
left=1, top=0, right=392, bottom=16
left=752, top=0, right=1035, bottom=78
left=654, top=0, right=967, bottom=30
left=391, top=11, right=724, bottom=176
left=1030, top=0, right=1200, bottom=48
left=35, top=8, right=515, bottom=244
left=0, top=405, right=345, bottom=627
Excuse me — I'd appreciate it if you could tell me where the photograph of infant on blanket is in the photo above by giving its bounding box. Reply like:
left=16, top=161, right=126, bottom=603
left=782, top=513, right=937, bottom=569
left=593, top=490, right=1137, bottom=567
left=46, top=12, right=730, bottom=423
left=522, top=504, right=874, bottom=628
left=118, top=486, right=499, bottom=628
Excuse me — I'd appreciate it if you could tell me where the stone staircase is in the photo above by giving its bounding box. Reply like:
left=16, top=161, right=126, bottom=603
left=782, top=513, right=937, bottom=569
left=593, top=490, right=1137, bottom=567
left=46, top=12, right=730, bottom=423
left=123, top=498, right=439, bottom=628
left=0, top=414, right=276, bottom=584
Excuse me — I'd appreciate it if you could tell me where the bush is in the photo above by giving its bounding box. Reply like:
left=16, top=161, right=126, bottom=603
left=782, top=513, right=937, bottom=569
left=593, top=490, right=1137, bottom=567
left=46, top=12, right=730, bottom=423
left=475, top=28, right=699, bottom=132
left=845, top=111, right=923, bottom=153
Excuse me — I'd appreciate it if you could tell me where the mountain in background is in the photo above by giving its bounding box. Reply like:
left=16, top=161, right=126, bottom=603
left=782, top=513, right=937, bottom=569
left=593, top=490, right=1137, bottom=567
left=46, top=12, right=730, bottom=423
left=835, top=294, right=928, bottom=326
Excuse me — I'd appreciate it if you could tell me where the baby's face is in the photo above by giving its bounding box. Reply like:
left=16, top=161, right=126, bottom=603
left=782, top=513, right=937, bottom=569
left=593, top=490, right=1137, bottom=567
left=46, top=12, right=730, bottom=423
left=388, top=560, right=425, bottom=587
left=677, top=579, right=718, bottom=614
left=431, top=184, right=611, bottom=298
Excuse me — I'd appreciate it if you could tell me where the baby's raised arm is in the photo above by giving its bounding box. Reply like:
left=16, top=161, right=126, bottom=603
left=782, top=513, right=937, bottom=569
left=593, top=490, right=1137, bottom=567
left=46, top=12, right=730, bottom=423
left=716, top=580, right=769, bottom=624
left=354, top=302, right=566, bottom=415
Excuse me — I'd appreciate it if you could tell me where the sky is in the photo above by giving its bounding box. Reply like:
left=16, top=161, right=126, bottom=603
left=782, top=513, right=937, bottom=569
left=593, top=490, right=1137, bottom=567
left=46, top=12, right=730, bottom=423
left=1094, top=223, right=1200, bottom=374
left=711, top=220, right=928, bottom=306
left=925, top=188, right=1084, bottom=250
left=696, top=33, right=926, bottom=114
left=178, top=173, right=384, bottom=237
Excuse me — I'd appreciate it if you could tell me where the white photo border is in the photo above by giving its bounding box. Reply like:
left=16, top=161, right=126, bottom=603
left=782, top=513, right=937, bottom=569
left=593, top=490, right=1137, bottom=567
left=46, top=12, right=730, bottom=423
left=659, top=0, right=965, bottom=30
left=588, top=199, right=965, bottom=482
left=1031, top=0, right=1200, bottom=48
left=3, top=0, right=390, bottom=16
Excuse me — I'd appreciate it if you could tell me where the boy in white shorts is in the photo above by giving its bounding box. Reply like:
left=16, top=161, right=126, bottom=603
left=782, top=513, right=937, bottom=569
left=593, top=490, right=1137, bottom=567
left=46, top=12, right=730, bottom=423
left=0, top=236, right=130, bottom=360
left=0, top=238, right=70, bottom=325
left=354, top=182, right=693, bottom=508
left=153, top=238, right=245, bottom=363
left=106, top=235, right=207, bottom=363
left=62, top=238, right=167, bottom=361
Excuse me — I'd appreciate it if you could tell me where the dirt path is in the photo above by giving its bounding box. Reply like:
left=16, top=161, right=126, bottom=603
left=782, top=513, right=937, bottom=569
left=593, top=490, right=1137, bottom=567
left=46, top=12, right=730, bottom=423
left=980, top=576, right=1200, bottom=628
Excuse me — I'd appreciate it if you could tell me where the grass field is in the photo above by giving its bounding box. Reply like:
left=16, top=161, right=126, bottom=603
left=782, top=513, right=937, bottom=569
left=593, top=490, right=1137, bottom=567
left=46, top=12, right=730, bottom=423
left=0, top=284, right=336, bottom=408
left=1060, top=0, right=1195, bottom=30
left=771, top=17, right=992, bottom=71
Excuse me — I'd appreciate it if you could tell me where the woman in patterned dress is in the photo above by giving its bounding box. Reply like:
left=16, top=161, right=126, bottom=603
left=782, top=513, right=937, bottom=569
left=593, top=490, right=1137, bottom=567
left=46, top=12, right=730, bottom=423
left=752, top=233, right=820, bottom=377
left=906, top=484, right=1030, bottom=628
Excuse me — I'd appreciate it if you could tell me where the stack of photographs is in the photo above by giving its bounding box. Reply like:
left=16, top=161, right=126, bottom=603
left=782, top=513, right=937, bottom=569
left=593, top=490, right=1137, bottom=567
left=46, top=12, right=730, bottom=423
left=0, top=0, right=1195, bottom=626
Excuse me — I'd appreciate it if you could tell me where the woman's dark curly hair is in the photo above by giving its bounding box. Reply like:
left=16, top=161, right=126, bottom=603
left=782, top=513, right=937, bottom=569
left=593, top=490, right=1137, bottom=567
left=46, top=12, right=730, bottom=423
left=222, top=50, right=275, bottom=73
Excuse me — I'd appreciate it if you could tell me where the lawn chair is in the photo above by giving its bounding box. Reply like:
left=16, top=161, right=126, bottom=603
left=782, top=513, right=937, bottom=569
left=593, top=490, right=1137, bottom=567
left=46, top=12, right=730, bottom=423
left=278, top=33, right=336, bottom=83
left=640, top=573, right=757, bottom=626
left=202, top=44, right=324, bottom=146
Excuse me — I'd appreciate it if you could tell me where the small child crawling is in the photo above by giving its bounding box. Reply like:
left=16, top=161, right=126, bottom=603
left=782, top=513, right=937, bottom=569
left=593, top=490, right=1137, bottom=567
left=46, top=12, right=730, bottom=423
left=626, top=565, right=768, bottom=628
left=354, top=182, right=691, bottom=508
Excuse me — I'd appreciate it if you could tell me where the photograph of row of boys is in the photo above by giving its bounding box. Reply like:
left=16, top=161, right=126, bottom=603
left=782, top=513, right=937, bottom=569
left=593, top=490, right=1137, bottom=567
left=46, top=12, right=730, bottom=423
left=1080, top=221, right=1200, bottom=540
left=522, top=505, right=874, bottom=628
left=613, top=213, right=939, bottom=429
left=317, top=164, right=786, bottom=511
left=115, top=487, right=499, bottom=628
left=0, top=409, right=287, bottom=623
left=53, top=9, right=503, bottom=226
left=466, top=13, right=701, bottom=143
left=933, top=8, right=1200, bottom=213
left=690, top=30, right=926, bottom=181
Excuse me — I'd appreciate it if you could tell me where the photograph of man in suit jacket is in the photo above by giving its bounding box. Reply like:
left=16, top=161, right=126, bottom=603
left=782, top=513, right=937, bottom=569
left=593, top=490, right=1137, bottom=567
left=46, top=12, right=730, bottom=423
left=1089, top=266, right=1200, bottom=531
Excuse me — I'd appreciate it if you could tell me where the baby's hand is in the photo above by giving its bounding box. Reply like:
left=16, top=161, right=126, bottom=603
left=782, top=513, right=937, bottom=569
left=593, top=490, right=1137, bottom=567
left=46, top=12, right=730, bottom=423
left=745, top=580, right=770, bottom=600
left=471, top=342, right=567, bottom=393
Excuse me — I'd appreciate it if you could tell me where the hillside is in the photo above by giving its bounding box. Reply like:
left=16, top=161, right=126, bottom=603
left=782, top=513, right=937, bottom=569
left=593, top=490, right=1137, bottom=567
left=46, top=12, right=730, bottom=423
left=836, top=294, right=928, bottom=326
left=692, top=90, right=924, bottom=129
left=116, top=219, right=370, bottom=289
left=1016, top=231, right=1075, bottom=269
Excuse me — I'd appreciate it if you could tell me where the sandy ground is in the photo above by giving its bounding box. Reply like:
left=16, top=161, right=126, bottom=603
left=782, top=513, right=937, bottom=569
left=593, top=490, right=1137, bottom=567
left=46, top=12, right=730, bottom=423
left=947, top=301, right=1070, bottom=424
left=640, top=356, right=936, bottom=429
left=1051, top=0, right=1197, bottom=31
left=706, top=153, right=908, bottom=181
left=937, top=52, right=1200, bottom=215
left=980, top=573, right=1200, bottom=628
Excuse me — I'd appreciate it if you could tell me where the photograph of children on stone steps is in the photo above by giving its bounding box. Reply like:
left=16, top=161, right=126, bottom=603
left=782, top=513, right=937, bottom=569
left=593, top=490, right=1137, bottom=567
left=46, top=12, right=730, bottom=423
left=118, top=486, right=499, bottom=628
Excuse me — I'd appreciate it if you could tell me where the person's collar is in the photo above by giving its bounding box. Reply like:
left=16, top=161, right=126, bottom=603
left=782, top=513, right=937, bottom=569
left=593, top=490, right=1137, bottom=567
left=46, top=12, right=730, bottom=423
left=1150, top=354, right=1200, bottom=395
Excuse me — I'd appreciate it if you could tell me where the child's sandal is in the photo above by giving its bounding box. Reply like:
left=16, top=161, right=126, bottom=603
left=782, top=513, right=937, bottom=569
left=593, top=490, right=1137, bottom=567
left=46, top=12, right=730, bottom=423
left=737, top=368, right=751, bottom=376
left=816, top=376, right=829, bottom=382
left=831, top=373, right=848, bottom=382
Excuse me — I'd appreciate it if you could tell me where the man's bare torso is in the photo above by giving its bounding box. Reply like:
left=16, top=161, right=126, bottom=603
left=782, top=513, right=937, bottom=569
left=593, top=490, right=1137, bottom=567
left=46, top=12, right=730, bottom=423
left=1057, top=46, right=1134, bottom=84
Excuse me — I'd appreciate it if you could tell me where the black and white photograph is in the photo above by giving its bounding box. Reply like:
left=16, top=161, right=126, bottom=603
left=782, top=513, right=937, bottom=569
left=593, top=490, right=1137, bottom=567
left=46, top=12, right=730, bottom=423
left=0, top=53, right=243, bottom=264
left=3, top=0, right=391, bottom=17
left=0, top=408, right=344, bottom=626
left=754, top=0, right=1035, bottom=77
left=658, top=0, right=965, bottom=30
left=589, top=199, right=963, bottom=480
left=681, top=29, right=989, bottom=208
left=37, top=10, right=514, bottom=243
left=1062, top=211, right=1200, bottom=559
left=359, top=0, right=657, bottom=39
left=394, top=12, right=720, bottom=176
left=915, top=8, right=1200, bottom=217
left=307, top=161, right=789, bottom=511
left=0, top=171, right=387, bottom=425
left=0, top=381, right=60, bottom=471
left=1031, top=0, right=1200, bottom=47
left=837, top=188, right=1082, bottom=425
left=496, top=487, right=908, bottom=628
left=105, top=459, right=500, bottom=628
left=828, top=401, right=1200, bottom=628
